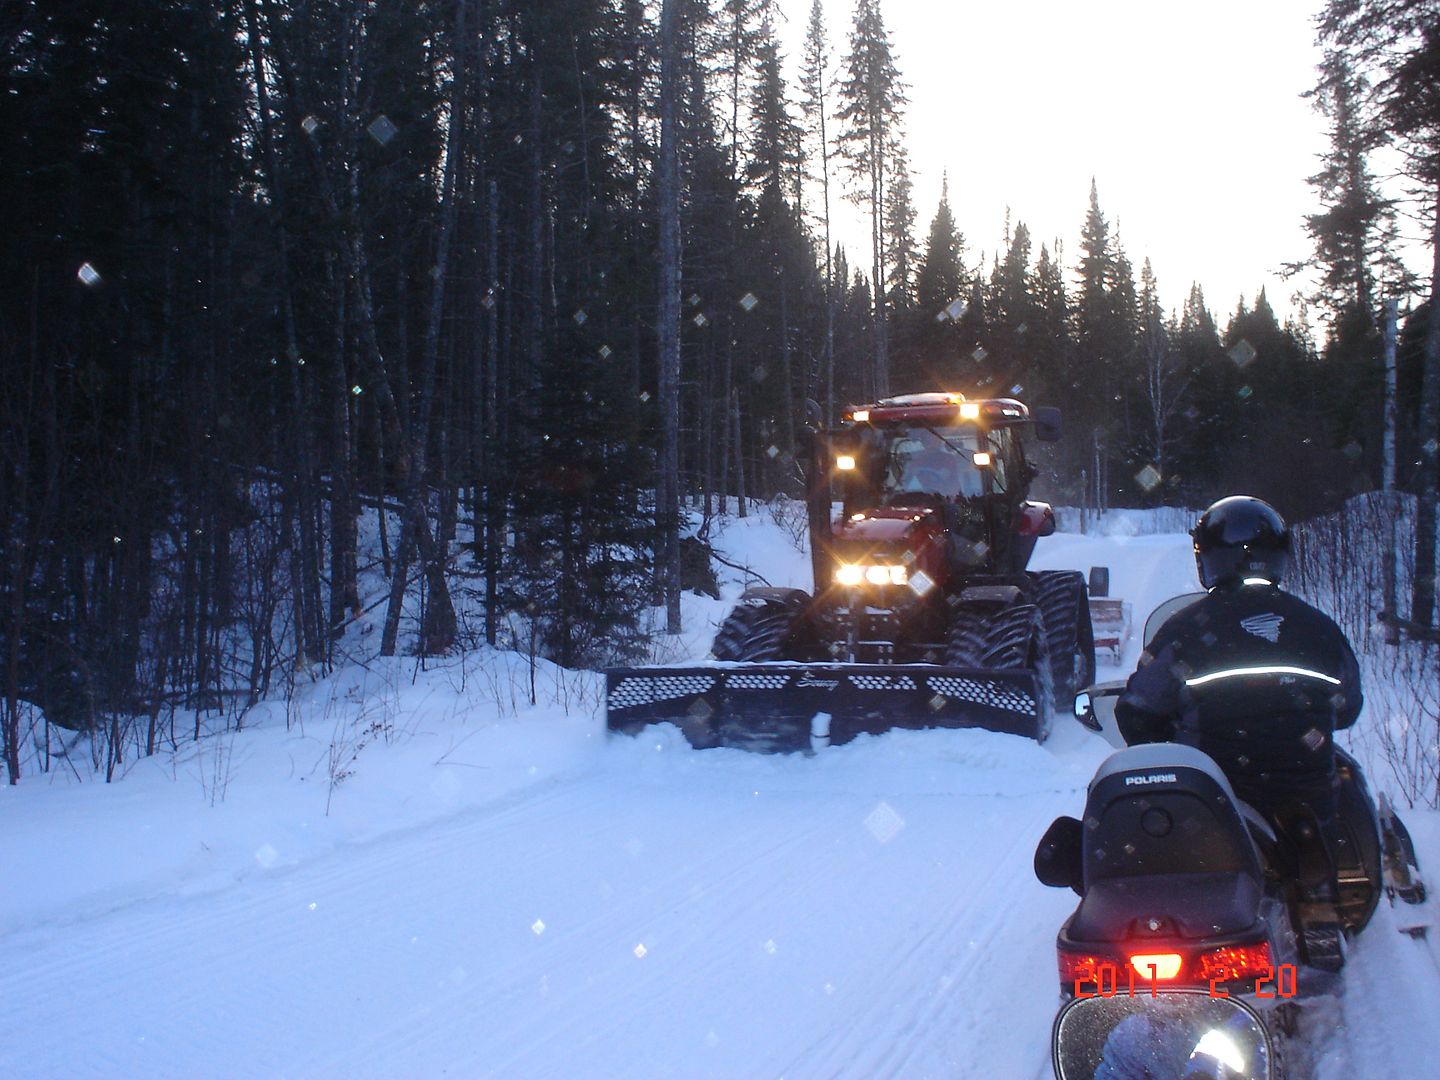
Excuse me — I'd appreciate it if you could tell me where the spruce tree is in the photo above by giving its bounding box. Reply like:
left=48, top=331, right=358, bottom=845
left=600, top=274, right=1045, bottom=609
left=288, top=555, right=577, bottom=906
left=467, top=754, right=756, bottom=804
left=1318, top=0, right=1440, bottom=628
left=799, top=0, right=838, bottom=419
left=836, top=0, right=908, bottom=399
left=915, top=176, right=965, bottom=313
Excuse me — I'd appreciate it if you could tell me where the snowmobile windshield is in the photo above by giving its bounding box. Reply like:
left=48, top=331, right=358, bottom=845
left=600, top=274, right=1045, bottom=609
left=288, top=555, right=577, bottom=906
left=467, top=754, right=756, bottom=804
left=878, top=425, right=994, bottom=499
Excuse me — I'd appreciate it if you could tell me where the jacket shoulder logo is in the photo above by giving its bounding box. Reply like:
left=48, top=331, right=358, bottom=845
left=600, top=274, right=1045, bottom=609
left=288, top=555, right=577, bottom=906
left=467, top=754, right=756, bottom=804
left=1240, top=612, right=1284, bottom=642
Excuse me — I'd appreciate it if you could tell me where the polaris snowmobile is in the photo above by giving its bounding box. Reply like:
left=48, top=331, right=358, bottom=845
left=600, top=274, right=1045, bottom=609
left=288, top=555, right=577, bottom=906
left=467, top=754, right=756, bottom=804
left=1035, top=593, right=1428, bottom=1080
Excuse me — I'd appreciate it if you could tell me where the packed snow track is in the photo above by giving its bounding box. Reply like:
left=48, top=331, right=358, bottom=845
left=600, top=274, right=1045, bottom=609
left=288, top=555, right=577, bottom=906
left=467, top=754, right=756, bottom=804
left=3, top=528, right=1437, bottom=1079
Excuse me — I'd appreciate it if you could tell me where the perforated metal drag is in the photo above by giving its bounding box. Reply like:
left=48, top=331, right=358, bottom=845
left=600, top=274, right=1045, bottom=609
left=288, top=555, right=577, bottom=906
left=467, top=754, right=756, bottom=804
left=605, top=664, right=1044, bottom=751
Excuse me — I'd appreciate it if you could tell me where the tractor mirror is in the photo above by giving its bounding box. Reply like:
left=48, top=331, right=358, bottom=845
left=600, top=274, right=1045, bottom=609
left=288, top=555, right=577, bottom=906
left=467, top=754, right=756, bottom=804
left=1034, top=406, right=1062, bottom=443
left=1035, top=815, right=1084, bottom=892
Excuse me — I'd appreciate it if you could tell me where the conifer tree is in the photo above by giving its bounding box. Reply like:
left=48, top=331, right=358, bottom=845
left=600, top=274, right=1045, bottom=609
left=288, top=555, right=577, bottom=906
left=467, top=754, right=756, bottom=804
left=915, top=176, right=965, bottom=313
left=1301, top=51, right=1409, bottom=331
left=836, top=0, right=908, bottom=398
left=885, top=152, right=919, bottom=311
left=800, top=0, right=838, bottom=419
left=1030, top=241, right=1072, bottom=405
left=1136, top=259, right=1190, bottom=500
left=988, top=219, right=1037, bottom=385
left=1318, top=0, right=1440, bottom=628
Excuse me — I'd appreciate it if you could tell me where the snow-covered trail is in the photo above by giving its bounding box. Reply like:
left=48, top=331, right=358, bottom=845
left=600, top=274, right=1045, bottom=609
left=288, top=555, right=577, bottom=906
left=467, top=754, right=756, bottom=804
left=1029, top=530, right=1203, bottom=676
left=3, top=527, right=1436, bottom=1079
left=0, top=725, right=1105, bottom=1080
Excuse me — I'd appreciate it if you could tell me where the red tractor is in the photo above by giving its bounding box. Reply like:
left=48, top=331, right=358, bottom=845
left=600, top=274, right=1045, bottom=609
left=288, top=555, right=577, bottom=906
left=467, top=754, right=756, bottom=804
left=607, top=392, right=1096, bottom=751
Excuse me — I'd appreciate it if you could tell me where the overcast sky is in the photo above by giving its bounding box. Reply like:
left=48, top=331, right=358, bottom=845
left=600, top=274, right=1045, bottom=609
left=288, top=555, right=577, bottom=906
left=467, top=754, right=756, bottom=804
left=778, top=0, right=1331, bottom=324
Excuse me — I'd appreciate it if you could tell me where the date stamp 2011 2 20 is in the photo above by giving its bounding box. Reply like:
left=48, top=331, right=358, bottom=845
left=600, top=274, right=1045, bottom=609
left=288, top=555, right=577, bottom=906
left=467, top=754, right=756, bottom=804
left=1072, top=962, right=1299, bottom=1000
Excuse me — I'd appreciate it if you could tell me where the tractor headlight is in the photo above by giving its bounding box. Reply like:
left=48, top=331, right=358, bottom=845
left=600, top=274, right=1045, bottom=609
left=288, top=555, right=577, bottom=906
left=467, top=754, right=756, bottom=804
left=835, top=564, right=907, bottom=587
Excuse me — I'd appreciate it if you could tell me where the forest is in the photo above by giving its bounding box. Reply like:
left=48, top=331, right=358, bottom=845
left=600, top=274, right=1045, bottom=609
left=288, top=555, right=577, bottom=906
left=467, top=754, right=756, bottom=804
left=1, top=0, right=1436, bottom=782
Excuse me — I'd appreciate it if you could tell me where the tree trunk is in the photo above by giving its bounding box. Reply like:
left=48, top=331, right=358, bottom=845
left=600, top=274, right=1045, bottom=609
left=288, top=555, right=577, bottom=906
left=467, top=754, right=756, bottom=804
left=1411, top=190, right=1440, bottom=630
left=381, top=0, right=468, bottom=657
left=657, top=0, right=683, bottom=633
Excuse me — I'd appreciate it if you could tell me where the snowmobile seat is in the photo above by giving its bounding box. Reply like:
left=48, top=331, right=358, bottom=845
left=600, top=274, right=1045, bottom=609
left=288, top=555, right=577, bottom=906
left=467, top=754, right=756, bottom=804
left=1069, top=745, right=1265, bottom=941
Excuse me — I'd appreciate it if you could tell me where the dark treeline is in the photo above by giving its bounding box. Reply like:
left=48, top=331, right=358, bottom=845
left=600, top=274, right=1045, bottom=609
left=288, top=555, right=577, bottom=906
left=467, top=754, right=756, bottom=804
left=2, top=0, right=1436, bottom=781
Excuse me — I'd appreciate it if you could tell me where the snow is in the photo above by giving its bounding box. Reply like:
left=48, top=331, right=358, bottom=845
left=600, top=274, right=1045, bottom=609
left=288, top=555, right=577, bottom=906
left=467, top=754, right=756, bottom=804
left=2, top=509, right=1437, bottom=1079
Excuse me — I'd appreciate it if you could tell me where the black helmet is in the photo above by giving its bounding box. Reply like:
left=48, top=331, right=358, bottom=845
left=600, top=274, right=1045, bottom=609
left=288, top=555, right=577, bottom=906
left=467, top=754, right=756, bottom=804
left=1192, top=496, right=1290, bottom=589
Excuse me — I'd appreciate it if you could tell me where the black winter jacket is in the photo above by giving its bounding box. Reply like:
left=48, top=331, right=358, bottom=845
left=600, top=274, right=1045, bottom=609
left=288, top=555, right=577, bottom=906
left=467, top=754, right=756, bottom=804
left=1114, top=583, right=1362, bottom=816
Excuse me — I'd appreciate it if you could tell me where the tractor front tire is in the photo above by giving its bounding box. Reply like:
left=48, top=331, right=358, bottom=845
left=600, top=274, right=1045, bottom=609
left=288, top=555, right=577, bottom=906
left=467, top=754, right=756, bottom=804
left=712, top=601, right=804, bottom=662
left=944, top=602, right=1055, bottom=742
left=942, top=605, right=990, bottom=667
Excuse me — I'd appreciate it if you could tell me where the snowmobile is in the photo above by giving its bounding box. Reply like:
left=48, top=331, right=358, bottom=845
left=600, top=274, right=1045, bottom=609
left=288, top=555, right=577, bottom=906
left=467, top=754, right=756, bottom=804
left=1035, top=593, right=1428, bottom=1080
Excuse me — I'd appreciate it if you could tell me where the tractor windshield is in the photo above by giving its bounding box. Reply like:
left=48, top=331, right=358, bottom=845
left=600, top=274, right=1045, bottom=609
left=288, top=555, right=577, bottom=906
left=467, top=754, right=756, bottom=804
left=878, top=426, right=993, bottom=499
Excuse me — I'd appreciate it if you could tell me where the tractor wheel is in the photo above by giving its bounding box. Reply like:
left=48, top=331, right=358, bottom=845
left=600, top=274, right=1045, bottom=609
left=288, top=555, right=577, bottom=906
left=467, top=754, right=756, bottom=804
left=712, top=601, right=803, bottom=661
left=946, top=603, right=1055, bottom=741
left=1030, top=571, right=1096, bottom=705
left=983, top=603, right=1056, bottom=741
left=942, top=605, right=990, bottom=667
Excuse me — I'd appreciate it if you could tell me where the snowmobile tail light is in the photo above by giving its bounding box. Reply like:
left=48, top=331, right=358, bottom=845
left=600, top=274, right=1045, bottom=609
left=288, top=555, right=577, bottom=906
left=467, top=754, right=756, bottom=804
left=1056, top=948, right=1112, bottom=987
left=972, top=451, right=992, bottom=467
left=1194, top=941, right=1272, bottom=983
left=1128, top=952, right=1183, bottom=980
left=835, top=454, right=856, bottom=471
left=959, top=402, right=980, bottom=420
left=836, top=564, right=864, bottom=587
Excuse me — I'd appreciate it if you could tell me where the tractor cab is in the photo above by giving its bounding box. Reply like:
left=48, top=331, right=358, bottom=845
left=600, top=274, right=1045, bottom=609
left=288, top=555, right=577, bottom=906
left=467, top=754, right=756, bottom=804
left=818, top=393, right=1057, bottom=592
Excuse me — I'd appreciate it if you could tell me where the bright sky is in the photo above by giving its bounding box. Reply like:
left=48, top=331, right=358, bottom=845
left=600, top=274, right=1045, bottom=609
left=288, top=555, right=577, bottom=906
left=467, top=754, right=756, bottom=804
left=780, top=0, right=1331, bottom=325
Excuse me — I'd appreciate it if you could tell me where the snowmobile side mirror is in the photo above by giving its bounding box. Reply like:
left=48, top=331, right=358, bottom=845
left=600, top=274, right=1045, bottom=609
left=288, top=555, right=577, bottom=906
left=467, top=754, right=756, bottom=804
left=1074, top=683, right=1126, bottom=747
left=1035, top=815, right=1084, bottom=893
left=1033, top=406, right=1062, bottom=443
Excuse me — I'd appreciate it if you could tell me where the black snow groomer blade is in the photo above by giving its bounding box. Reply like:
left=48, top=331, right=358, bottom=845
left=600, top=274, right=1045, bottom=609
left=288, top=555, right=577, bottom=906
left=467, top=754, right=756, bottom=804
left=605, top=664, right=1045, bottom=753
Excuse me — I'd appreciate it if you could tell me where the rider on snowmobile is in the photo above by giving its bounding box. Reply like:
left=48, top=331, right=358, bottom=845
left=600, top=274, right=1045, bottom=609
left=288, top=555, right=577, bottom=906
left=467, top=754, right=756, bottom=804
left=1114, top=495, right=1363, bottom=963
